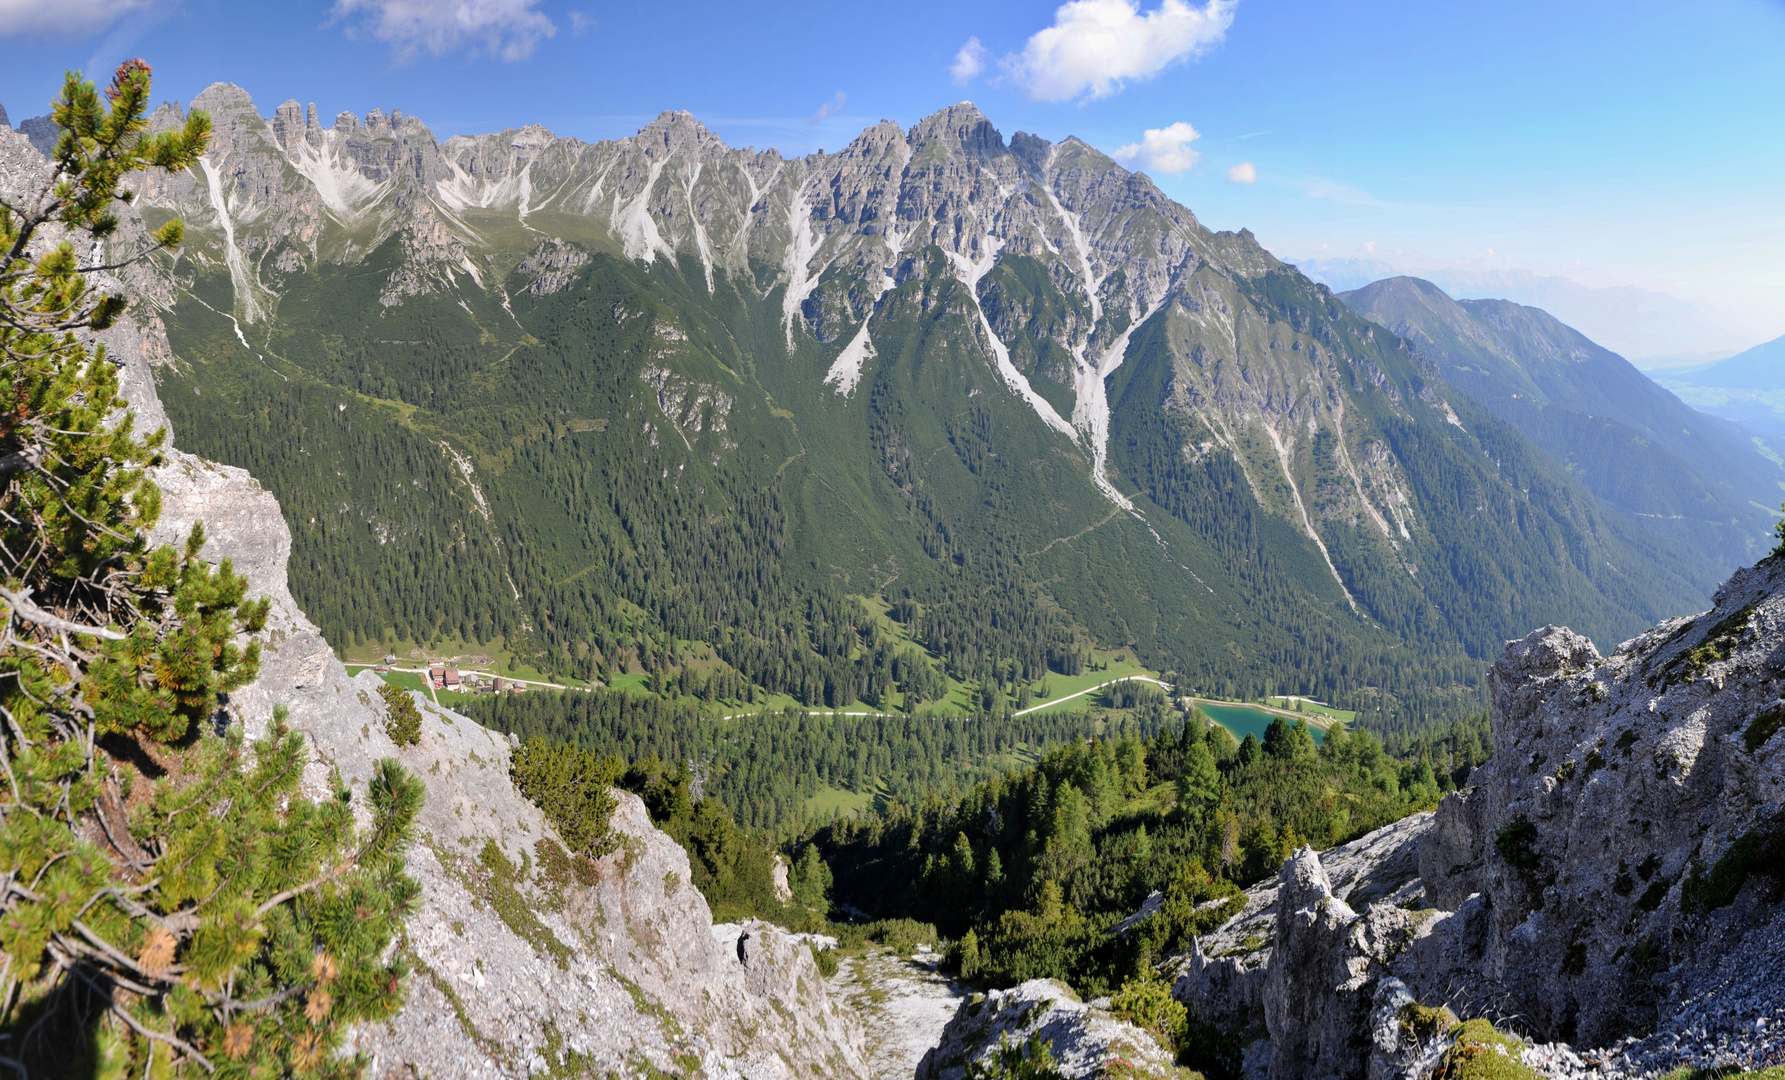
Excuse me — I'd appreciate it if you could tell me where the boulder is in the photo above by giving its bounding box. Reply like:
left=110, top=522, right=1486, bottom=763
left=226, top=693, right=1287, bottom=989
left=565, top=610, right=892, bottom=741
left=917, top=979, right=1187, bottom=1080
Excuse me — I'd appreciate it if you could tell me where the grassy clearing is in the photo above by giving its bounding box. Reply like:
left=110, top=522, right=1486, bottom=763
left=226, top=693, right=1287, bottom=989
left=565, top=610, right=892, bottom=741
left=346, top=666, right=430, bottom=693
left=1015, top=655, right=1158, bottom=718
left=1261, top=695, right=1357, bottom=724
left=804, top=785, right=877, bottom=819
left=336, top=634, right=589, bottom=689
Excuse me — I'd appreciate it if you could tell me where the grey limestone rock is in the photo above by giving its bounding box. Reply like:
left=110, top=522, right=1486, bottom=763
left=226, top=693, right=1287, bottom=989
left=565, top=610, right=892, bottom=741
left=1174, top=561, right=1785, bottom=1077
left=99, top=273, right=872, bottom=1077
left=1173, top=810, right=1432, bottom=1040
left=916, top=979, right=1187, bottom=1080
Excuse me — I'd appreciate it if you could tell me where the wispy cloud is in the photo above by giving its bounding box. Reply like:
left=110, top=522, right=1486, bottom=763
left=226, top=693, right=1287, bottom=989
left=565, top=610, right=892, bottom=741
left=330, top=0, right=555, bottom=62
left=1113, top=121, right=1201, bottom=175
left=951, top=37, right=987, bottom=85
left=808, top=91, right=846, bottom=125
left=1004, top=0, right=1236, bottom=102
left=567, top=10, right=594, bottom=34
left=1302, top=176, right=1383, bottom=206
left=0, top=0, right=158, bottom=37
left=1228, top=161, right=1256, bottom=184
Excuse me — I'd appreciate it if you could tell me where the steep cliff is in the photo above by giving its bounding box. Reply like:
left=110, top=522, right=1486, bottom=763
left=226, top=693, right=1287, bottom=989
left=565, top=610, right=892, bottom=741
left=1172, top=559, right=1785, bottom=1078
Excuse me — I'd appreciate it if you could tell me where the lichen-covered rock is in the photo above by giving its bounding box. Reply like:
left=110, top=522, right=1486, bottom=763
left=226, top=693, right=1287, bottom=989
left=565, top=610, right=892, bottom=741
left=916, top=979, right=1189, bottom=1080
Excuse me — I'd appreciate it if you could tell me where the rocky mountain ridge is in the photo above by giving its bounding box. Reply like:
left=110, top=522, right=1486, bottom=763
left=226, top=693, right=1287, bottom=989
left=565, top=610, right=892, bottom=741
left=69, top=84, right=1734, bottom=724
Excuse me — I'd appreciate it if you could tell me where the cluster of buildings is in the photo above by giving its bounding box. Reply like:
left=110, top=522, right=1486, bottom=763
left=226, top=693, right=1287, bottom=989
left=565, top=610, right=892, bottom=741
left=371, top=655, right=527, bottom=694
left=424, top=661, right=527, bottom=694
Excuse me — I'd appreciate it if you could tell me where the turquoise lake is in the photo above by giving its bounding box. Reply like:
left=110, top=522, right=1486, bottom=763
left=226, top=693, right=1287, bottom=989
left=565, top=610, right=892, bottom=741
left=1196, top=702, right=1326, bottom=745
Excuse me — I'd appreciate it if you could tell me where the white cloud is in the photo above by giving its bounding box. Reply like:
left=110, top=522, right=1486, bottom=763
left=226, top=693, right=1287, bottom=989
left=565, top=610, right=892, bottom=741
left=1113, top=121, right=1201, bottom=175
left=951, top=37, right=986, bottom=85
left=1228, top=161, right=1256, bottom=184
left=567, top=10, right=594, bottom=34
left=1006, top=0, right=1235, bottom=102
left=330, top=0, right=555, bottom=62
left=0, top=0, right=156, bottom=37
left=808, top=91, right=846, bottom=124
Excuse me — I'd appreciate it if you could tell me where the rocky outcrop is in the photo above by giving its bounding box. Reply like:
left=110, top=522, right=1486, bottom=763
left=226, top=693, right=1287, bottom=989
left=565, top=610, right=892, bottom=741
left=917, top=979, right=1187, bottom=1080
left=1173, top=812, right=1431, bottom=1042
left=1174, top=559, right=1785, bottom=1078
left=1410, top=559, right=1785, bottom=1066
left=140, top=445, right=870, bottom=1079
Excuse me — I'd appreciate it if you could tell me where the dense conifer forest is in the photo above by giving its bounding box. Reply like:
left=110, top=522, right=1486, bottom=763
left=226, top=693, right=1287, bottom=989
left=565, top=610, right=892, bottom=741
left=160, top=242, right=1654, bottom=734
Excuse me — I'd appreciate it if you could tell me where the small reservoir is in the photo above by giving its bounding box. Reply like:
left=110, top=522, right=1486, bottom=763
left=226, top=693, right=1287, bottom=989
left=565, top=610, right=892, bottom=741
left=1196, top=702, right=1326, bottom=745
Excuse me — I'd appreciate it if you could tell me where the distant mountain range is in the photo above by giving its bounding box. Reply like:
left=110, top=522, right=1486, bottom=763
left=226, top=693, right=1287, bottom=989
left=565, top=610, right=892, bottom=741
left=12, top=85, right=1757, bottom=729
left=1339, top=277, right=1783, bottom=571
left=1297, top=259, right=1755, bottom=365
left=1665, top=333, right=1785, bottom=390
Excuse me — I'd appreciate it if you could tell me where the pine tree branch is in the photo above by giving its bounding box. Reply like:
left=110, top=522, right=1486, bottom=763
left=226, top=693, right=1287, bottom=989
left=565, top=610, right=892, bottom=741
left=0, top=587, right=126, bottom=639
left=67, top=962, right=215, bottom=1073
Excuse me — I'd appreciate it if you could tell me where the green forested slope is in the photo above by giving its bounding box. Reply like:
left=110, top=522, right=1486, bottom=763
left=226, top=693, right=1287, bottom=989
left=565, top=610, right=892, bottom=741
left=160, top=228, right=1712, bottom=733
left=1340, top=276, right=1779, bottom=570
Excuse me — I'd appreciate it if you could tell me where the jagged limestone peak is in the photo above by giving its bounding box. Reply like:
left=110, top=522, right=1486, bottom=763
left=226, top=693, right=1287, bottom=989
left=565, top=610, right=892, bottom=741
left=907, top=101, right=1008, bottom=165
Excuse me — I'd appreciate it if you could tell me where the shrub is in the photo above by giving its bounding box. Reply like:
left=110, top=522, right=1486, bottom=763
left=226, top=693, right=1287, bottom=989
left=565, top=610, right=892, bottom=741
left=380, top=681, right=422, bottom=745
left=1493, top=820, right=1542, bottom=871
left=967, top=1032, right=1066, bottom=1080
left=1679, top=826, right=1785, bottom=914
left=1745, top=706, right=1785, bottom=753
left=511, top=738, right=624, bottom=856
left=1109, top=972, right=1188, bottom=1054
left=1432, top=1019, right=1538, bottom=1080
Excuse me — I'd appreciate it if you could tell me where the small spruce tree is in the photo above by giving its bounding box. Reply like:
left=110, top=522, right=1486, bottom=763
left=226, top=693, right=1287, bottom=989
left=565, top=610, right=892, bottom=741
left=0, top=62, right=424, bottom=1076
left=378, top=681, right=423, bottom=746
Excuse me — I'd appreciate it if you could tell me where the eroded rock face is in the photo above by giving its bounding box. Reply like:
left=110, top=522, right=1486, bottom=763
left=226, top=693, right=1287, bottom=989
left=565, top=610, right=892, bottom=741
left=1176, top=565, right=1785, bottom=1077
left=916, top=979, right=1185, bottom=1080
left=1174, top=812, right=1432, bottom=1043
left=1419, top=575, right=1785, bottom=1051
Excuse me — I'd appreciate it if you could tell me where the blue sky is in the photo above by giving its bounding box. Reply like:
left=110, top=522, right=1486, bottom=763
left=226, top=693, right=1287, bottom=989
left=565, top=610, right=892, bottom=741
left=3, top=0, right=1782, bottom=350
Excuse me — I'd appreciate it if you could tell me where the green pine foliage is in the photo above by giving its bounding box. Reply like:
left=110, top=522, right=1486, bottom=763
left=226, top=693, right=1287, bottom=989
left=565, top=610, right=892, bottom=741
left=809, top=712, right=1449, bottom=997
left=378, top=683, right=422, bottom=746
left=0, top=64, right=423, bottom=1077
left=616, top=755, right=793, bottom=923
left=465, top=689, right=1169, bottom=831
left=509, top=739, right=623, bottom=857
left=1108, top=972, right=1190, bottom=1056
left=966, top=1032, right=1066, bottom=1080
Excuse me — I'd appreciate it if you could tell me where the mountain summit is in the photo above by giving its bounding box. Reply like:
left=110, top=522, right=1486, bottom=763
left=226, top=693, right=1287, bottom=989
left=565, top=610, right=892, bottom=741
left=122, top=88, right=1726, bottom=723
